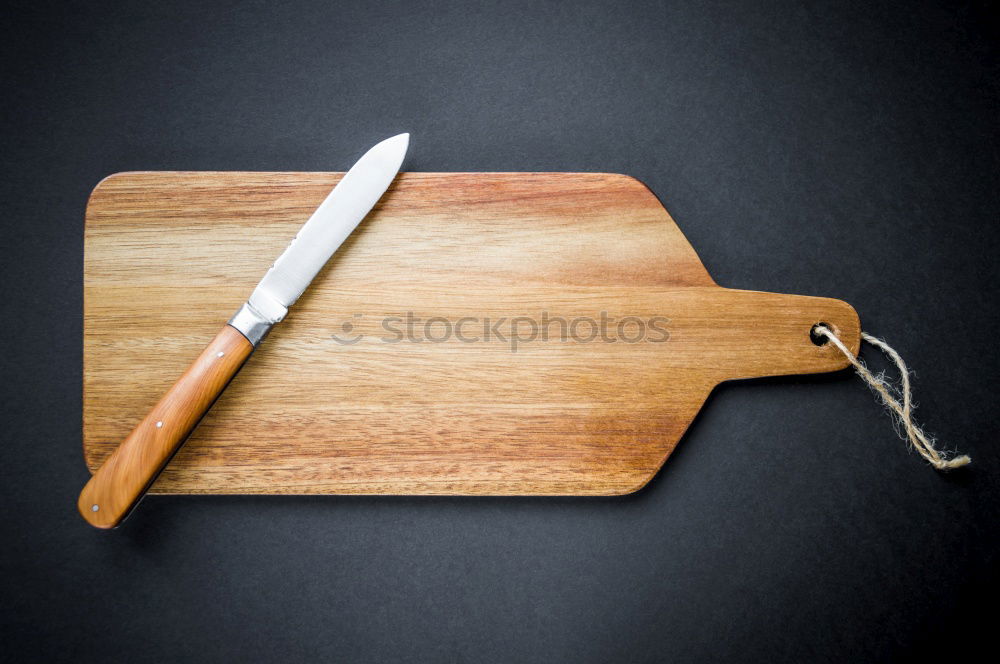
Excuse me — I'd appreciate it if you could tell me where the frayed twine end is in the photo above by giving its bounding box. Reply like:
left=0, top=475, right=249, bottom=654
left=813, top=325, right=970, bottom=471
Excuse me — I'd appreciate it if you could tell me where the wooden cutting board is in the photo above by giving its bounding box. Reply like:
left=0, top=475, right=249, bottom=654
left=83, top=172, right=860, bottom=495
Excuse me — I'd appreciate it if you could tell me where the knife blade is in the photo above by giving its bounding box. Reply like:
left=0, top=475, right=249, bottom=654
left=78, top=133, right=409, bottom=528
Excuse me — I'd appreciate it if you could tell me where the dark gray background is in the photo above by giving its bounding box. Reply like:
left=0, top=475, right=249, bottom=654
left=2, top=1, right=997, bottom=662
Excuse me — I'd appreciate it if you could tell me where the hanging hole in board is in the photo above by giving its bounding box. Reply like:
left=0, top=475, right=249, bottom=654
left=810, top=323, right=832, bottom=346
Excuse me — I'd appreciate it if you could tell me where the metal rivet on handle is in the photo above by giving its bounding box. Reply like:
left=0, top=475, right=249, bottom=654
left=156, top=421, right=163, bottom=428
left=91, top=504, right=99, bottom=512
left=216, top=351, right=225, bottom=358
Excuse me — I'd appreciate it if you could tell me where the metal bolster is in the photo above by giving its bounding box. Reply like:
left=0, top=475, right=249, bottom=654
left=228, top=295, right=288, bottom=347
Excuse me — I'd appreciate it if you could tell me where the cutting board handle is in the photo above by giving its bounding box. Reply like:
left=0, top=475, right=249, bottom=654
left=703, top=288, right=861, bottom=382
left=77, top=325, right=253, bottom=528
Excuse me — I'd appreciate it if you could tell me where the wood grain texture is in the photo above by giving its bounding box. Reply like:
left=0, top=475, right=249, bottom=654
left=78, top=325, right=253, bottom=526
left=83, top=172, right=860, bottom=496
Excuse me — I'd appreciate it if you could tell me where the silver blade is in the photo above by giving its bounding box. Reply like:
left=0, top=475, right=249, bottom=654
left=248, top=133, right=408, bottom=317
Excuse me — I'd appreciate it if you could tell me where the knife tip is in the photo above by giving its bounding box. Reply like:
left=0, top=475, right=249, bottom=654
left=378, top=133, right=409, bottom=164
left=373, top=132, right=409, bottom=155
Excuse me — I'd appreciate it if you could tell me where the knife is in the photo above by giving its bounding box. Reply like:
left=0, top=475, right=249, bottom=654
left=78, top=133, right=410, bottom=528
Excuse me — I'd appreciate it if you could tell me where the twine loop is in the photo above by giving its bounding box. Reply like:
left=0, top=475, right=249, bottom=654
left=813, top=325, right=970, bottom=471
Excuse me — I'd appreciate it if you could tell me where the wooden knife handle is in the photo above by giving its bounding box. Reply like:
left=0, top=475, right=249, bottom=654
left=78, top=325, right=254, bottom=528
